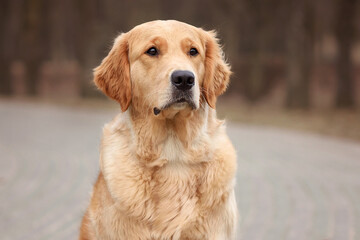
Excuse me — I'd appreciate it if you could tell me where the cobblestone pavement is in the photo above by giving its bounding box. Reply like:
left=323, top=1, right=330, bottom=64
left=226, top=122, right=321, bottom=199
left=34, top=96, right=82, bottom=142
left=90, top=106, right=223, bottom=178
left=1, top=100, right=360, bottom=240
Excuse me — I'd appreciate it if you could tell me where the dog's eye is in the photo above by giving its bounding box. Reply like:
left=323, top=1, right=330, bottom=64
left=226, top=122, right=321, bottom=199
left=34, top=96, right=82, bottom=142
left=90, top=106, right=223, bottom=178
left=146, top=47, right=159, bottom=56
left=189, top=48, right=198, bottom=56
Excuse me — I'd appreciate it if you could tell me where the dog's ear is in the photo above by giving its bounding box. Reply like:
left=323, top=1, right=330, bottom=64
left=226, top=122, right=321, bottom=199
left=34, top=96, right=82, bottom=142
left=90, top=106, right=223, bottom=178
left=202, top=31, right=231, bottom=108
left=94, top=33, right=131, bottom=112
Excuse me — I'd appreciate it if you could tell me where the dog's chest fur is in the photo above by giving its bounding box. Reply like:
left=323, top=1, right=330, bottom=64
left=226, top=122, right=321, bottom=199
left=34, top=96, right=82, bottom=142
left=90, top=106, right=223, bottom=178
left=138, top=132, right=207, bottom=232
left=96, top=112, right=235, bottom=239
left=160, top=130, right=185, bottom=162
left=147, top=164, right=201, bottom=235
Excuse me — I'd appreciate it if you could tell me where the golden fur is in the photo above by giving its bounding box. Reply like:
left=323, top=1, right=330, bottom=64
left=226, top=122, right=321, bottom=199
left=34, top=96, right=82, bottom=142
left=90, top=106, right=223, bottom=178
left=79, top=20, right=237, bottom=240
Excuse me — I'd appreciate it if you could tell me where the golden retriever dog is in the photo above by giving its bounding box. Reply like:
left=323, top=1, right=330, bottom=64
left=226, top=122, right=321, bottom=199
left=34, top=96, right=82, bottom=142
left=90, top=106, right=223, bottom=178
left=79, top=20, right=237, bottom=240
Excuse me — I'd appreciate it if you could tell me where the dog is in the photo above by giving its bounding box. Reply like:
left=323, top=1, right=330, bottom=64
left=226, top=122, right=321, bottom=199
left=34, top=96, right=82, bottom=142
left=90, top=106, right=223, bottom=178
left=79, top=20, right=237, bottom=240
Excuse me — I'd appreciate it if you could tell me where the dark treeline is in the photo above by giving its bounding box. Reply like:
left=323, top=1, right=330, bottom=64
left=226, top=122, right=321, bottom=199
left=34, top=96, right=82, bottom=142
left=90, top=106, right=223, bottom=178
left=0, top=0, right=359, bottom=108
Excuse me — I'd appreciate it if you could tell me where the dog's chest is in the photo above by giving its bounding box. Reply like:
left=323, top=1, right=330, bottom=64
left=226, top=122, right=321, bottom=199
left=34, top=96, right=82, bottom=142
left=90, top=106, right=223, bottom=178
left=158, top=129, right=208, bottom=164
left=160, top=131, right=186, bottom=162
left=148, top=165, right=200, bottom=233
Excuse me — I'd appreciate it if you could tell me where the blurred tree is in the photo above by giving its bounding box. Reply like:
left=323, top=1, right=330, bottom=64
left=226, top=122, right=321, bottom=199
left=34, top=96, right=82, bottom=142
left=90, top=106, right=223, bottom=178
left=335, top=0, right=357, bottom=108
left=77, top=0, right=132, bottom=97
left=0, top=0, right=359, bottom=108
left=242, top=0, right=268, bottom=101
left=227, top=0, right=288, bottom=101
left=0, top=0, right=23, bottom=95
left=21, top=0, right=49, bottom=95
left=286, top=0, right=315, bottom=109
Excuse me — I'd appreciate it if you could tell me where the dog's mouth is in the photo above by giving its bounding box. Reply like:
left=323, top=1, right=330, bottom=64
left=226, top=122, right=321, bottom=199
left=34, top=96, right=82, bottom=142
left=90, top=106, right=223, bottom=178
left=154, top=97, right=196, bottom=116
left=175, top=98, right=187, bottom=103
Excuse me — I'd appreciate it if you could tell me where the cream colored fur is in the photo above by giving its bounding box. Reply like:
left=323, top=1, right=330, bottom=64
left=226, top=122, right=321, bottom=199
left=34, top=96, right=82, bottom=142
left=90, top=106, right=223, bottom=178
left=79, top=20, right=238, bottom=240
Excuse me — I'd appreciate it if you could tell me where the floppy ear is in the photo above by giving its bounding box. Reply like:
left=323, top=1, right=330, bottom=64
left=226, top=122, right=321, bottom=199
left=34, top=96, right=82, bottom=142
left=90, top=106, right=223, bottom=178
left=94, top=33, right=131, bottom=112
left=202, top=31, right=232, bottom=108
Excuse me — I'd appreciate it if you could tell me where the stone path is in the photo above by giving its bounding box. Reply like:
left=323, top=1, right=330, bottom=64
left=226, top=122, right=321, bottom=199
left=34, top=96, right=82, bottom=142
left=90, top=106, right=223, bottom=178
left=0, top=100, right=359, bottom=240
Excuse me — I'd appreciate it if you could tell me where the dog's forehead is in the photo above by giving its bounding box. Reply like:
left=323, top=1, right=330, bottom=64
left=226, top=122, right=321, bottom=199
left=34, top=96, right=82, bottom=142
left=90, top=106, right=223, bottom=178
left=128, top=20, right=202, bottom=44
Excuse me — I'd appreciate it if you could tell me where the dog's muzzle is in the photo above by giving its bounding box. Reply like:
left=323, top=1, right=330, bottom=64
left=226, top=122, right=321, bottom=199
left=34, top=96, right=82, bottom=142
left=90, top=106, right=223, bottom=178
left=153, top=70, right=196, bottom=116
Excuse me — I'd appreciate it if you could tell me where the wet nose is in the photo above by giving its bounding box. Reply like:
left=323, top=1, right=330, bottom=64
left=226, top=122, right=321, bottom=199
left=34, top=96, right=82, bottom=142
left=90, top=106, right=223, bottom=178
left=171, top=70, right=195, bottom=91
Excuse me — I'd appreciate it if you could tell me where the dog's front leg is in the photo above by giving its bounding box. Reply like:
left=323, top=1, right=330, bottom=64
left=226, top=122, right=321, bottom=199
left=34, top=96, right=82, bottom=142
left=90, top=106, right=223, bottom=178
left=197, top=142, right=238, bottom=239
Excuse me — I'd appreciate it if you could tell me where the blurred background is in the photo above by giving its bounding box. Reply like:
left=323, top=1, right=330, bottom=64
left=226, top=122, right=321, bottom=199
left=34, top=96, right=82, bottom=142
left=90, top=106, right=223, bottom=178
left=1, top=0, right=360, bottom=239
left=1, top=0, right=360, bottom=139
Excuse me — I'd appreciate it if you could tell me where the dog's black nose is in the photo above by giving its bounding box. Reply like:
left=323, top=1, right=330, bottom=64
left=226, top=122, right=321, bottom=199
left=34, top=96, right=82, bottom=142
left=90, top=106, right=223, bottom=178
left=171, top=70, right=195, bottom=91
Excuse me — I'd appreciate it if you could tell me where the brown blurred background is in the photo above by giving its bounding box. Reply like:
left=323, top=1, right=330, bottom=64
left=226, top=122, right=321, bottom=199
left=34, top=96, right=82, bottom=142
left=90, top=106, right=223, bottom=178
left=1, top=0, right=360, bottom=139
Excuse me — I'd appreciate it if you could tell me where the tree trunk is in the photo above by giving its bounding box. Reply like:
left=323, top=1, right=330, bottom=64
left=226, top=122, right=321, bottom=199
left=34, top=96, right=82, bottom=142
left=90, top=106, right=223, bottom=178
left=286, top=0, right=314, bottom=109
left=0, top=62, right=12, bottom=95
left=335, top=0, right=357, bottom=108
left=25, top=61, right=40, bottom=95
left=241, top=0, right=268, bottom=101
left=21, top=0, right=50, bottom=96
left=0, top=0, right=24, bottom=95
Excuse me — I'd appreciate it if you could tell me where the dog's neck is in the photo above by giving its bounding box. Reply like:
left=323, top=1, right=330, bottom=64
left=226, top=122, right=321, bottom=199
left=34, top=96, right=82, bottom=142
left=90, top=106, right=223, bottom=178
left=122, top=103, right=221, bottom=167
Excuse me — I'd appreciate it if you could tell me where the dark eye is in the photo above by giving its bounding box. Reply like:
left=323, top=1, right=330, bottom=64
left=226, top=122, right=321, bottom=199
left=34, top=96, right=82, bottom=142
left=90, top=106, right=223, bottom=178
left=146, top=47, right=158, bottom=56
left=189, top=48, right=198, bottom=56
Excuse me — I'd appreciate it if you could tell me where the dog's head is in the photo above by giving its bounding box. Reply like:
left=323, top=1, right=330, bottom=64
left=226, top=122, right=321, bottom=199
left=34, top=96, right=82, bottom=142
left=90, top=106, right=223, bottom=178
left=94, top=20, right=231, bottom=116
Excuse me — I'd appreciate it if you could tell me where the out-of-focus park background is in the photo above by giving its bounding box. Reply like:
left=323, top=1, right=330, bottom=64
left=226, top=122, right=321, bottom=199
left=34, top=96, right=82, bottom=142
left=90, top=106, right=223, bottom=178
left=1, top=0, right=360, bottom=139
left=1, top=0, right=360, bottom=239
